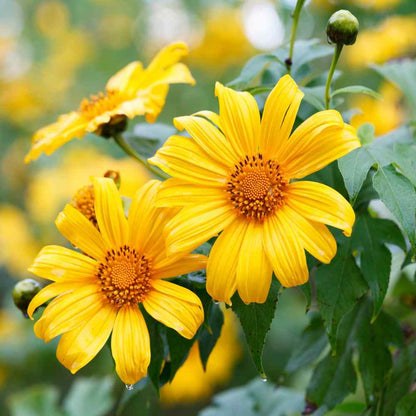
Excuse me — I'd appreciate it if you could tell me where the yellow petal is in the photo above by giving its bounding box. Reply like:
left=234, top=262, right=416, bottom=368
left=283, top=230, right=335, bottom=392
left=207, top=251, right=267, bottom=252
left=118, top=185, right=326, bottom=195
left=263, top=212, right=309, bottom=287
left=174, top=115, right=238, bottom=167
left=165, top=201, right=236, bottom=254
left=28, top=281, right=84, bottom=320
left=236, top=221, right=273, bottom=304
left=93, top=177, right=129, bottom=248
left=28, top=245, right=97, bottom=282
left=206, top=218, right=248, bottom=305
left=56, top=205, right=108, bottom=261
left=143, top=279, right=203, bottom=339
left=156, top=178, right=227, bottom=207
left=215, top=82, right=260, bottom=157
left=192, top=110, right=222, bottom=129
left=25, top=112, right=87, bottom=163
left=143, top=84, right=169, bottom=123
left=281, top=207, right=337, bottom=264
left=57, top=303, right=116, bottom=374
left=260, top=75, right=304, bottom=157
left=111, top=306, right=150, bottom=385
left=34, top=285, right=102, bottom=342
left=280, top=112, right=360, bottom=179
left=106, top=61, right=144, bottom=93
left=149, top=135, right=229, bottom=186
left=286, top=181, right=355, bottom=237
left=153, top=254, right=207, bottom=279
left=146, top=63, right=195, bottom=87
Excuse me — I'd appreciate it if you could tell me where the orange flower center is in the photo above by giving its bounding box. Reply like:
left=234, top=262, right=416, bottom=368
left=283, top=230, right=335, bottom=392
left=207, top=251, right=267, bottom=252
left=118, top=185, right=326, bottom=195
left=227, top=154, right=287, bottom=221
left=78, top=89, right=127, bottom=121
left=97, top=245, right=152, bottom=307
left=71, top=184, right=97, bottom=228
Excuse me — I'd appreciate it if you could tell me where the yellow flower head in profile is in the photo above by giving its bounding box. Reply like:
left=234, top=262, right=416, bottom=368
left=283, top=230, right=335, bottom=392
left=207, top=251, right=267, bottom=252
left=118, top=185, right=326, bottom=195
left=27, top=178, right=205, bottom=385
left=25, top=42, right=195, bottom=163
left=150, top=75, right=360, bottom=305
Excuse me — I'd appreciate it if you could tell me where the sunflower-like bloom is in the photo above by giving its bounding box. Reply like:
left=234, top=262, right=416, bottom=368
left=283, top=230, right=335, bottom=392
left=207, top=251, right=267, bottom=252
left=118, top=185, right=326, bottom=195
left=150, top=75, right=360, bottom=305
left=25, top=42, right=195, bottom=163
left=27, top=178, right=205, bottom=385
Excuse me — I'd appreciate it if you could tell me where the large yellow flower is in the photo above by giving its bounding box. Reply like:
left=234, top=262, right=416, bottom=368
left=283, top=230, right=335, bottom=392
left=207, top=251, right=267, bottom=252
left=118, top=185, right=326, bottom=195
left=25, top=42, right=195, bottom=163
left=150, top=75, right=360, bottom=305
left=27, top=178, right=205, bottom=385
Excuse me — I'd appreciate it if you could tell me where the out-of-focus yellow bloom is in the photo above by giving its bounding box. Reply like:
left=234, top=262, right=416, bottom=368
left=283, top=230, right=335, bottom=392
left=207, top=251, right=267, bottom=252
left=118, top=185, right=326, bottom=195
left=26, top=147, right=151, bottom=226
left=27, top=178, right=205, bottom=385
left=99, top=14, right=134, bottom=49
left=34, top=0, right=70, bottom=38
left=350, top=82, right=404, bottom=136
left=150, top=75, right=359, bottom=304
left=25, top=43, right=195, bottom=163
left=345, top=16, right=416, bottom=69
left=161, top=308, right=241, bottom=405
left=0, top=205, right=39, bottom=277
left=190, top=7, right=253, bottom=72
left=312, top=0, right=402, bottom=11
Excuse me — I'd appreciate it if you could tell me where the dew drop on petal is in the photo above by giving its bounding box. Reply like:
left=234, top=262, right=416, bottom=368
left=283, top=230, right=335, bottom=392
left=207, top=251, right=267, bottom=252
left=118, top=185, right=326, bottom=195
left=125, top=384, right=134, bottom=391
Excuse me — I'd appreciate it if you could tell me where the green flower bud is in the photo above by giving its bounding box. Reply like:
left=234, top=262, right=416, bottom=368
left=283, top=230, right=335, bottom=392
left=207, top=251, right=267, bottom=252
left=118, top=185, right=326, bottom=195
left=326, top=10, right=359, bottom=46
left=12, top=279, right=41, bottom=318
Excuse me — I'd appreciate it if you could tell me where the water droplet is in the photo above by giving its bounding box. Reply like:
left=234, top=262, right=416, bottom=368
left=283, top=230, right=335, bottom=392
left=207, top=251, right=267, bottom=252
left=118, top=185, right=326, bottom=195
left=260, top=375, right=268, bottom=382
left=125, top=384, right=134, bottom=391
left=214, top=301, right=219, bottom=305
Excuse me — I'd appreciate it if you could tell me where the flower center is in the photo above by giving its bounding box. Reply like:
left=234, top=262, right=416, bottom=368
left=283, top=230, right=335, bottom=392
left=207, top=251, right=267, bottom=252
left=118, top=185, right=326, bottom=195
left=78, top=89, right=127, bottom=121
left=97, top=246, right=152, bottom=307
left=71, top=184, right=97, bottom=227
left=227, top=154, right=288, bottom=220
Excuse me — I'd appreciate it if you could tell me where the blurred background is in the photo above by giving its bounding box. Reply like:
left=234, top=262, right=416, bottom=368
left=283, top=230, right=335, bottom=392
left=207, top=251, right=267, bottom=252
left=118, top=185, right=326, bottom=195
left=1, top=0, right=416, bottom=414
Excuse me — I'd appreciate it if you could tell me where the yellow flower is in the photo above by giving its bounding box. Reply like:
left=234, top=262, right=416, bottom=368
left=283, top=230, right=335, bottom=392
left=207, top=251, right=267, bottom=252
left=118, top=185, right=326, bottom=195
left=161, top=308, right=241, bottom=405
left=350, top=82, right=404, bottom=136
left=150, top=75, right=360, bottom=305
left=345, top=16, right=416, bottom=69
left=27, top=178, right=206, bottom=385
left=25, top=42, right=195, bottom=163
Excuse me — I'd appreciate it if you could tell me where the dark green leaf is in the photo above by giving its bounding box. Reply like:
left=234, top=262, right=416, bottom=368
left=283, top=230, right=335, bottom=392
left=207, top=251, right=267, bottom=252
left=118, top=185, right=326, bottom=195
left=331, top=86, right=382, bottom=100
left=373, top=164, right=416, bottom=252
left=231, top=279, right=280, bottom=377
left=333, top=402, right=367, bottom=413
left=315, top=238, right=368, bottom=346
left=8, top=386, right=64, bottom=416
left=396, top=390, right=416, bottom=416
left=63, top=377, right=115, bottom=416
left=352, top=214, right=405, bottom=317
left=285, top=313, right=328, bottom=373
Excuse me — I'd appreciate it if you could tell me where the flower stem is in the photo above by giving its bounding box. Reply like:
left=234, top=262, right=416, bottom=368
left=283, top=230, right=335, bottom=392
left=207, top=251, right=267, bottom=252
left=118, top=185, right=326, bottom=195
left=287, top=0, right=306, bottom=74
left=324, top=43, right=343, bottom=109
left=113, top=134, right=169, bottom=180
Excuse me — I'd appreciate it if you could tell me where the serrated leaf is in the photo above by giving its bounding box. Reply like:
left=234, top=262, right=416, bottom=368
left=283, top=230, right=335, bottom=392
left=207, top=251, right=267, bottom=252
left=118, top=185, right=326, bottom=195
left=331, top=85, right=382, bottom=100
left=63, top=377, right=115, bottom=416
left=231, top=279, right=280, bottom=377
left=352, top=215, right=406, bottom=317
left=315, top=237, right=368, bottom=346
left=285, top=313, right=328, bottom=373
left=8, top=386, right=64, bottom=416
left=396, top=390, right=416, bottom=416
left=373, top=164, right=416, bottom=252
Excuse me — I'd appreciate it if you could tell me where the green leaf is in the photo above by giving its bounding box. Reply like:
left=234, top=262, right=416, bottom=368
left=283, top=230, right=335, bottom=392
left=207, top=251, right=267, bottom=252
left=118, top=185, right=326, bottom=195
left=231, top=279, right=280, bottom=377
left=357, top=123, right=375, bottom=145
left=301, top=86, right=326, bottom=111
left=285, top=313, right=328, bottom=373
left=333, top=402, right=367, bottom=413
left=63, top=377, right=115, bottom=416
left=372, top=60, right=416, bottom=119
left=331, top=85, right=382, bottom=100
left=315, top=237, right=368, bottom=346
left=200, top=379, right=305, bottom=416
left=8, top=386, right=64, bottom=416
left=396, top=390, right=416, bottom=416
left=393, top=143, right=416, bottom=187
left=352, top=214, right=405, bottom=317
left=142, top=313, right=165, bottom=392
left=373, top=164, right=416, bottom=252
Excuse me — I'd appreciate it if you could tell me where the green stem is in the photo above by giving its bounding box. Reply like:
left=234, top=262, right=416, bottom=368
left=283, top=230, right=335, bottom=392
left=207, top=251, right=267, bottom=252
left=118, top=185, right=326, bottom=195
left=324, top=43, right=343, bottom=109
left=287, top=0, right=306, bottom=74
left=113, top=134, right=169, bottom=180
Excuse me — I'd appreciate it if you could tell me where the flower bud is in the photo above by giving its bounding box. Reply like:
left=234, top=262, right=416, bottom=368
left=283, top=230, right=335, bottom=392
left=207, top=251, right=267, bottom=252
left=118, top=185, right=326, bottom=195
left=12, top=279, right=41, bottom=318
left=326, top=10, right=359, bottom=46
